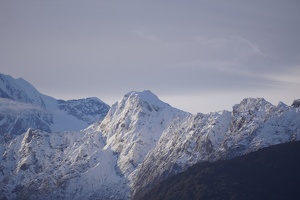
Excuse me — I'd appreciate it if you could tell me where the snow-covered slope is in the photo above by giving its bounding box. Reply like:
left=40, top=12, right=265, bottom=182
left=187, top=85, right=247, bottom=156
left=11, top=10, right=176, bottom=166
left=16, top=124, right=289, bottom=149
left=0, top=73, right=110, bottom=135
left=0, top=89, right=299, bottom=200
left=0, top=128, right=128, bottom=200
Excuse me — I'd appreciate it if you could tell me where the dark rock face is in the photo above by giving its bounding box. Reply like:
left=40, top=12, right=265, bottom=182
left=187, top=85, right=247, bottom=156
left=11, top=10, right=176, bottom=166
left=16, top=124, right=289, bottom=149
left=292, top=99, right=300, bottom=108
left=137, top=141, right=300, bottom=200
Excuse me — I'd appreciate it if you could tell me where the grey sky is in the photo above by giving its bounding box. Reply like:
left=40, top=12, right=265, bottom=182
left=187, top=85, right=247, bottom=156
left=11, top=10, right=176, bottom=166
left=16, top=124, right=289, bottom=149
left=1, top=0, right=299, bottom=113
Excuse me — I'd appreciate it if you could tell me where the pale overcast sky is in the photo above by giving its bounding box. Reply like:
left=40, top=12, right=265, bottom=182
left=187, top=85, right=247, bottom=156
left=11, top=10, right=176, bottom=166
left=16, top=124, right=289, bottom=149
left=1, top=0, right=299, bottom=113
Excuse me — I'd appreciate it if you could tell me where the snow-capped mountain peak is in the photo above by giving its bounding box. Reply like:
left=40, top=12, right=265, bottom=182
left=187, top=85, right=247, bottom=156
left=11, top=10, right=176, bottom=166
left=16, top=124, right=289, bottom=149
left=98, top=90, right=190, bottom=177
left=124, top=90, right=169, bottom=108
left=108, top=90, right=170, bottom=117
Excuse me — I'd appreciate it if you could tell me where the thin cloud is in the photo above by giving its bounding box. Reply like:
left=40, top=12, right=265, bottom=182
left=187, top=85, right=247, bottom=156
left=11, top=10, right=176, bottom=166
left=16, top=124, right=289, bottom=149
left=194, top=35, right=265, bottom=60
left=233, top=35, right=264, bottom=56
left=0, top=98, right=46, bottom=114
left=131, top=29, right=159, bottom=42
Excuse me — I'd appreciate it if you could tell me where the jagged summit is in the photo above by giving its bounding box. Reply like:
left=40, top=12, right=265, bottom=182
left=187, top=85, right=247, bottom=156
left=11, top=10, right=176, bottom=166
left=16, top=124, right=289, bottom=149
left=232, top=97, right=270, bottom=112
left=105, top=90, right=178, bottom=125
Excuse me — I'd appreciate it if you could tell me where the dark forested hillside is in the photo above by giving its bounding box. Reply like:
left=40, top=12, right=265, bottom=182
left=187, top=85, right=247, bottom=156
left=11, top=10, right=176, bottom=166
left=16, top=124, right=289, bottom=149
left=136, top=141, right=300, bottom=200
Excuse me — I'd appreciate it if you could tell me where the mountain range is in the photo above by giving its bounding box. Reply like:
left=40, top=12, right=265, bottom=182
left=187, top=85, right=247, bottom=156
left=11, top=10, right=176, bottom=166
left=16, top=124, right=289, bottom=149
left=0, top=73, right=299, bottom=200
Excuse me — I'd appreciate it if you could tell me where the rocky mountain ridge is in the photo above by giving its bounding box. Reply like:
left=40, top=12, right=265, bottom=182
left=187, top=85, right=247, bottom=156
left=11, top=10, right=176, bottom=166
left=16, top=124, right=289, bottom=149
left=131, top=97, right=300, bottom=197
